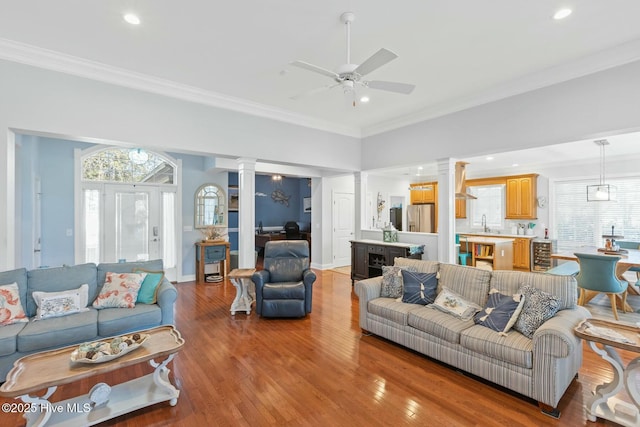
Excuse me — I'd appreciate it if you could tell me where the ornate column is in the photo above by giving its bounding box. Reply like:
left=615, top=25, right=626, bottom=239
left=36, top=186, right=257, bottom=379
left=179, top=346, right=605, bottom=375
left=437, top=158, right=456, bottom=264
left=237, top=158, right=256, bottom=268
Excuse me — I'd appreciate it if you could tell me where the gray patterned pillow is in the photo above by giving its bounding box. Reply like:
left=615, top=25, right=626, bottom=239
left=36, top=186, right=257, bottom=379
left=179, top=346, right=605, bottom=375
left=380, top=266, right=416, bottom=298
left=513, top=284, right=561, bottom=338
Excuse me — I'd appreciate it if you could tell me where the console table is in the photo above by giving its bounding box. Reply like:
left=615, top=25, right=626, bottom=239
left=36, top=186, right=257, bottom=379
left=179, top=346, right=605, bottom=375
left=574, top=319, right=640, bottom=426
left=350, top=239, right=424, bottom=284
left=195, top=241, right=230, bottom=283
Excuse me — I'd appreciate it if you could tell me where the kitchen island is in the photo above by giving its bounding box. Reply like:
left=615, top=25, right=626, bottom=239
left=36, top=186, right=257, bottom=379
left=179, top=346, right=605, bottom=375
left=460, top=236, right=515, bottom=270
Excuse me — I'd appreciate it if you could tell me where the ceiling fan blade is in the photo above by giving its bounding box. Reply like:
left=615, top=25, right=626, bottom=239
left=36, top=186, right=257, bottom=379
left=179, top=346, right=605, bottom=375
left=367, top=80, right=416, bottom=94
left=290, top=60, right=339, bottom=79
left=290, top=83, right=340, bottom=100
left=354, top=48, right=398, bottom=76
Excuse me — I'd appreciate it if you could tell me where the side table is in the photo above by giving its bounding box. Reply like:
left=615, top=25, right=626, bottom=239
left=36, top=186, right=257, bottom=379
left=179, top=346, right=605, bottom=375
left=228, top=268, right=256, bottom=315
left=574, top=318, right=640, bottom=426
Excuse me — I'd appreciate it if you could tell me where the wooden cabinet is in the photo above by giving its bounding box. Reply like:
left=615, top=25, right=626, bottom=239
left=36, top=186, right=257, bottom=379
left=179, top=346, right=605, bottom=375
left=464, top=237, right=514, bottom=271
left=506, top=174, right=538, bottom=219
left=513, top=238, right=531, bottom=270
left=195, top=241, right=231, bottom=283
left=410, top=182, right=437, bottom=204
left=350, top=240, right=424, bottom=284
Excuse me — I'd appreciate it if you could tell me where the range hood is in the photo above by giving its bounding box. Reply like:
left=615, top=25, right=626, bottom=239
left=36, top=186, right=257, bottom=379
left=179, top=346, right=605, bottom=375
left=455, top=161, right=477, bottom=200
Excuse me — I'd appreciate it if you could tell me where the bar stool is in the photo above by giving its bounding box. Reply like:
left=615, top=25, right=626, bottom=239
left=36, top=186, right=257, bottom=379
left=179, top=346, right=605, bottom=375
left=456, top=234, right=471, bottom=266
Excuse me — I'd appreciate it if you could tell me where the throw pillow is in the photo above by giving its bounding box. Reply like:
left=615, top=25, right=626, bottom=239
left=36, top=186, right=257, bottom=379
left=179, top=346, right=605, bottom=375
left=93, top=272, right=146, bottom=309
left=401, top=270, right=438, bottom=305
left=513, top=284, right=561, bottom=338
left=133, top=268, right=164, bottom=304
left=433, top=287, right=482, bottom=321
left=32, top=284, right=90, bottom=320
left=380, top=266, right=415, bottom=298
left=474, top=289, right=525, bottom=335
left=0, top=282, right=29, bottom=326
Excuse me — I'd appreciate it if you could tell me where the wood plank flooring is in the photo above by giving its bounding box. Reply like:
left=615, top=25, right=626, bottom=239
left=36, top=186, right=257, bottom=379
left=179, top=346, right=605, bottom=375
left=1, top=269, right=636, bottom=426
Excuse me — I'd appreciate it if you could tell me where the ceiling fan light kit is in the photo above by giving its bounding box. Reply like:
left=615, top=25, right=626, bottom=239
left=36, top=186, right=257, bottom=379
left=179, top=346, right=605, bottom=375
left=289, top=12, right=416, bottom=106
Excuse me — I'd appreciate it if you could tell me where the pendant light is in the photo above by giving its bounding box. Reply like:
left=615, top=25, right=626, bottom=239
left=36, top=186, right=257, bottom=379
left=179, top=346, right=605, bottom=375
left=586, top=139, right=616, bottom=202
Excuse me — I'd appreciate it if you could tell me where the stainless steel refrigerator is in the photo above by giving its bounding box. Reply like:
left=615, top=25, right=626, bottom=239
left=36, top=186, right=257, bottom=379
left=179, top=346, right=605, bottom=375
left=407, top=204, right=435, bottom=233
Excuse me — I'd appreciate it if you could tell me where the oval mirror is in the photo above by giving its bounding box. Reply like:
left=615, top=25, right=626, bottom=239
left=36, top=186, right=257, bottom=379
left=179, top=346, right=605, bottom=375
left=195, top=183, right=226, bottom=228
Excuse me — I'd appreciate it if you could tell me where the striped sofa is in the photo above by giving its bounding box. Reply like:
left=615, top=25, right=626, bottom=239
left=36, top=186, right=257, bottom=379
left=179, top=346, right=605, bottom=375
left=354, top=258, right=590, bottom=418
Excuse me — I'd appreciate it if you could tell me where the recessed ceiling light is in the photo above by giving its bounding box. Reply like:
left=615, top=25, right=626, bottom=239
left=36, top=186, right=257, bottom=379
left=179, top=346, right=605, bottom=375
left=486, top=156, right=494, bottom=161
left=417, top=166, right=423, bottom=170
left=553, top=9, right=572, bottom=20
left=512, top=163, right=520, bottom=167
left=360, top=96, right=370, bottom=103
left=124, top=13, right=141, bottom=25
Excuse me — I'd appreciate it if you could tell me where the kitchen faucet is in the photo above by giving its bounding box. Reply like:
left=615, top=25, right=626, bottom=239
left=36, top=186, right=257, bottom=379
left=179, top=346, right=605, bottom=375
left=482, top=214, right=489, bottom=233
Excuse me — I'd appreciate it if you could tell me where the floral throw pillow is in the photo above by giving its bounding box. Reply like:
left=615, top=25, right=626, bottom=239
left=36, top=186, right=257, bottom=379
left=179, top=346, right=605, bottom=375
left=380, top=266, right=416, bottom=298
left=0, top=282, right=29, bottom=326
left=432, top=287, right=482, bottom=321
left=474, top=289, right=525, bottom=335
left=93, top=272, right=146, bottom=309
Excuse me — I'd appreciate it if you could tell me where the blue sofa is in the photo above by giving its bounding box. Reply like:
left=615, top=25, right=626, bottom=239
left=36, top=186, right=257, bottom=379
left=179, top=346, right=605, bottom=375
left=0, top=259, right=177, bottom=381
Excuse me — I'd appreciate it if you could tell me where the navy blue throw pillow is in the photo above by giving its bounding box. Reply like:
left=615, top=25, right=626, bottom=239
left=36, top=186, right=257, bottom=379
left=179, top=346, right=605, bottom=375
left=401, top=270, right=438, bottom=305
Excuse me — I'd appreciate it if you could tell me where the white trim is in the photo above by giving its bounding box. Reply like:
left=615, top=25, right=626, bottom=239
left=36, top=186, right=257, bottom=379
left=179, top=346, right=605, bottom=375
left=0, top=38, right=361, bottom=138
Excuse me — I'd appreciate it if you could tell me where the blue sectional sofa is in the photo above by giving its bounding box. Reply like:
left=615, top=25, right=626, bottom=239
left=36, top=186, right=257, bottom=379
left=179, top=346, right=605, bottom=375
left=0, top=259, right=177, bottom=381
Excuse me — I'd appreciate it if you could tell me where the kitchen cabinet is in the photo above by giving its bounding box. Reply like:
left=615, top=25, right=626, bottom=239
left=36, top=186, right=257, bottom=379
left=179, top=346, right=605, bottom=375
left=464, top=236, right=514, bottom=270
left=513, top=238, right=531, bottom=270
left=350, top=240, right=424, bottom=284
left=506, top=174, right=538, bottom=219
left=410, top=182, right=437, bottom=204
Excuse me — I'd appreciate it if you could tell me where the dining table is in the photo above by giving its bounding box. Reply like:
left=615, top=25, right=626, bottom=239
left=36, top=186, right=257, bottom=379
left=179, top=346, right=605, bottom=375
left=551, top=247, right=640, bottom=312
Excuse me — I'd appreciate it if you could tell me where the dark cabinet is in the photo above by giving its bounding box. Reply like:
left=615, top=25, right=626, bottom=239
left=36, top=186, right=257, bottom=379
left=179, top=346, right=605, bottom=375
left=350, top=240, right=424, bottom=284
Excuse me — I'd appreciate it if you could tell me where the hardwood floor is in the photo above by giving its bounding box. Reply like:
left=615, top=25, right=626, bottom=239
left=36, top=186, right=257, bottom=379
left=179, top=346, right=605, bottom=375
left=1, top=269, right=636, bottom=426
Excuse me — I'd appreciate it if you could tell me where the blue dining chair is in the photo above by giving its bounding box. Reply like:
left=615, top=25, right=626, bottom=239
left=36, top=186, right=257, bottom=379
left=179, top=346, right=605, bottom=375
left=615, top=241, right=640, bottom=284
left=574, top=253, right=628, bottom=320
left=456, top=234, right=471, bottom=266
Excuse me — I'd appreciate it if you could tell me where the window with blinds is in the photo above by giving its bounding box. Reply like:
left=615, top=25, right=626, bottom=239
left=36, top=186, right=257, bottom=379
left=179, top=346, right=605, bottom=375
left=553, top=177, right=640, bottom=250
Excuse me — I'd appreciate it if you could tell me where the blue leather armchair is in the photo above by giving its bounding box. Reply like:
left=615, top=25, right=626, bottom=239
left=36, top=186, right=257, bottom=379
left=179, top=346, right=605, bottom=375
left=251, top=241, right=316, bottom=317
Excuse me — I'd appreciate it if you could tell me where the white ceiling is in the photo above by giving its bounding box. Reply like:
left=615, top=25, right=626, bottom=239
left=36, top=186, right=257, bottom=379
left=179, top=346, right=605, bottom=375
left=2, top=1, right=640, bottom=140
left=1, top=1, right=640, bottom=176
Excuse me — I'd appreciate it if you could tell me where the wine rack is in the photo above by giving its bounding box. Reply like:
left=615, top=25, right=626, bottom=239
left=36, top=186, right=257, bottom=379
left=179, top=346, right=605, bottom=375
left=531, top=239, right=556, bottom=272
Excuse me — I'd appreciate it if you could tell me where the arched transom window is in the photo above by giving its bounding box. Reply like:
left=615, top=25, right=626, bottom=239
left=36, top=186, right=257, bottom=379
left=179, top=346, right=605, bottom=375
left=82, top=148, right=175, bottom=184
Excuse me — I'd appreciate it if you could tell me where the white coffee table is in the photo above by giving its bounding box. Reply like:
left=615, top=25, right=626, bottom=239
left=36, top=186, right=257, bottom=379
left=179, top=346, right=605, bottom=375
left=228, top=268, right=256, bottom=315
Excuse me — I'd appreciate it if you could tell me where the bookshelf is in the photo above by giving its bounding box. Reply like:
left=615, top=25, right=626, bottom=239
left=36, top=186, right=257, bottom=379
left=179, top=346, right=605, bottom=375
left=464, top=237, right=514, bottom=270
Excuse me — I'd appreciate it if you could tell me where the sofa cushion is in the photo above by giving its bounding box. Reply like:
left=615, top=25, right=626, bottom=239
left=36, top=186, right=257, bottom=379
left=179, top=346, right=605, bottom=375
left=0, top=322, right=26, bottom=356
left=262, top=282, right=305, bottom=299
left=0, top=268, right=28, bottom=316
left=513, top=285, right=561, bottom=338
left=381, top=266, right=415, bottom=298
left=0, top=283, right=29, bottom=325
left=460, top=325, right=533, bottom=369
left=33, top=284, right=90, bottom=320
left=489, top=270, right=577, bottom=309
left=432, top=287, right=482, bottom=321
left=368, top=298, right=420, bottom=326
left=17, top=309, right=98, bottom=353
left=93, top=272, right=145, bottom=309
left=26, top=263, right=98, bottom=317
left=97, top=305, right=162, bottom=337
left=401, top=271, right=437, bottom=305
left=97, top=259, right=164, bottom=289
left=438, top=263, right=491, bottom=307
left=408, top=306, right=475, bottom=344
left=474, top=289, right=525, bottom=335
left=394, top=258, right=439, bottom=274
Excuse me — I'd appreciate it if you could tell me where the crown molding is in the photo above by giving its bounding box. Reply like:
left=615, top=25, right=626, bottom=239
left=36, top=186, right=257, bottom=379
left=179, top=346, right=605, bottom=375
left=362, top=38, right=640, bottom=138
left=0, top=38, right=361, bottom=138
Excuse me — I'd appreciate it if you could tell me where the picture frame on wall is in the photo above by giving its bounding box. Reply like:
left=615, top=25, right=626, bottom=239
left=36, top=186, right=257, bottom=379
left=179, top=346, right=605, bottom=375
left=228, top=186, right=239, bottom=211
left=303, top=197, right=311, bottom=213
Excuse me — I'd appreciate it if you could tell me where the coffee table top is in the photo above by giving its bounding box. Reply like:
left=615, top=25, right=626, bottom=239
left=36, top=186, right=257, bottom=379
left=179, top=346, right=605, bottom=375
left=0, top=325, right=184, bottom=397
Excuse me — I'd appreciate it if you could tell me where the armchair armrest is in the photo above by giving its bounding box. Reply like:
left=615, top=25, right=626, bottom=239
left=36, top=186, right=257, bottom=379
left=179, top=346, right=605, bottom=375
left=251, top=270, right=271, bottom=315
left=156, top=278, right=178, bottom=325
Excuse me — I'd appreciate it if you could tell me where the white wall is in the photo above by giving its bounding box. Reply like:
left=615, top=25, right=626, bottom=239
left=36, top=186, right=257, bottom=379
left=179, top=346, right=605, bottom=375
left=364, top=174, right=411, bottom=229
left=0, top=59, right=361, bottom=271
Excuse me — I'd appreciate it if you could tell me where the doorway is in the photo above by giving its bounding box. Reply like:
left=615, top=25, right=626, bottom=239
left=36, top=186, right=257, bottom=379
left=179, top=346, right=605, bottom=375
left=332, top=191, right=355, bottom=267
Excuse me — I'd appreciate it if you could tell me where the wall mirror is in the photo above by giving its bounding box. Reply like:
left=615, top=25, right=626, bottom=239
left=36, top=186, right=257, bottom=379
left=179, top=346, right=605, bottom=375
left=195, top=183, right=226, bottom=228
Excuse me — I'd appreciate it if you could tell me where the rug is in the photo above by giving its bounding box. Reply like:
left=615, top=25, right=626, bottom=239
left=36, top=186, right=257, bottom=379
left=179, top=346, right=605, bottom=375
left=585, top=293, right=640, bottom=324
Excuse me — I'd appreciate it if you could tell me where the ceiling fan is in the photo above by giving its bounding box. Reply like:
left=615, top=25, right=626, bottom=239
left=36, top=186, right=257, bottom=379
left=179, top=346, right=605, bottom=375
left=290, top=12, right=415, bottom=106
